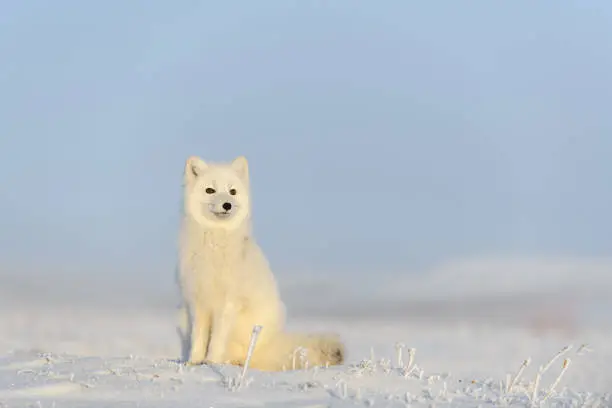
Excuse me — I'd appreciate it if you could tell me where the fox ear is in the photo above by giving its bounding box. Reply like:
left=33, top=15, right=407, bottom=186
left=231, top=156, right=249, bottom=182
left=185, top=156, right=207, bottom=181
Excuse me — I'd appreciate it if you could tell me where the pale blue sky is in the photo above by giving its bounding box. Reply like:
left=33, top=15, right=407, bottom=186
left=1, top=1, right=611, bottom=294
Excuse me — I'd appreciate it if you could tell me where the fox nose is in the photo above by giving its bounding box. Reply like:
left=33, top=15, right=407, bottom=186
left=222, top=202, right=232, bottom=211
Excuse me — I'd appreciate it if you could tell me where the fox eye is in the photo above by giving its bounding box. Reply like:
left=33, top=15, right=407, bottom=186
left=205, top=187, right=216, bottom=194
left=229, top=188, right=237, bottom=196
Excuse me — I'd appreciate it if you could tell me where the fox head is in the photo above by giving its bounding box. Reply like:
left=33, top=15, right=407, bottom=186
left=183, top=155, right=251, bottom=231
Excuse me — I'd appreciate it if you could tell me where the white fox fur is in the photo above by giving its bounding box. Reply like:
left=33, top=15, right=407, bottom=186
left=176, top=155, right=344, bottom=371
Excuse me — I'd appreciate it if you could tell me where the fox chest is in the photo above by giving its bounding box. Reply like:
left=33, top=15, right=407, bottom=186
left=191, top=249, right=247, bottom=298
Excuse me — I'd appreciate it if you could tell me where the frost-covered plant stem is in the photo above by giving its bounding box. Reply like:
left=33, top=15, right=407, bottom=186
left=508, top=358, right=531, bottom=393
left=239, top=325, right=262, bottom=387
left=406, top=348, right=416, bottom=371
left=529, top=345, right=573, bottom=404
left=395, top=342, right=405, bottom=368
left=292, top=347, right=305, bottom=370
left=531, top=370, right=541, bottom=406
left=542, top=358, right=571, bottom=403
left=541, top=345, right=572, bottom=375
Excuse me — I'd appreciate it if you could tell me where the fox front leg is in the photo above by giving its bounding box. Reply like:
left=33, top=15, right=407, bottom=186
left=206, top=303, right=236, bottom=364
left=187, top=306, right=211, bottom=365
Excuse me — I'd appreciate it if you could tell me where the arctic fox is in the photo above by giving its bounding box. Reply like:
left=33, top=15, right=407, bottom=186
left=176, top=155, right=344, bottom=371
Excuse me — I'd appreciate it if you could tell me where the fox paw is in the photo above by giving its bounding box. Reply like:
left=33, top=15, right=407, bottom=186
left=186, top=355, right=237, bottom=366
left=186, top=353, right=208, bottom=366
left=185, top=358, right=206, bottom=366
left=186, top=358, right=219, bottom=366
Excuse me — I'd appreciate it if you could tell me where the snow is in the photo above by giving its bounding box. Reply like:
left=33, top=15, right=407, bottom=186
left=1, top=301, right=611, bottom=407
left=2, top=257, right=611, bottom=407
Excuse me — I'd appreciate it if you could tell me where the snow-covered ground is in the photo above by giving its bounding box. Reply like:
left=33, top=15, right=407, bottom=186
left=0, top=306, right=610, bottom=407
left=1, top=258, right=611, bottom=407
